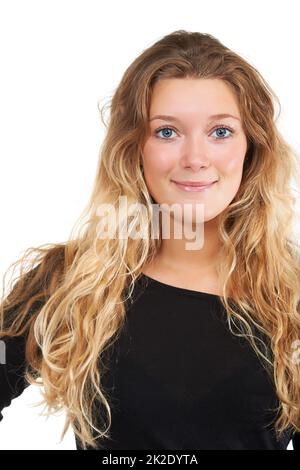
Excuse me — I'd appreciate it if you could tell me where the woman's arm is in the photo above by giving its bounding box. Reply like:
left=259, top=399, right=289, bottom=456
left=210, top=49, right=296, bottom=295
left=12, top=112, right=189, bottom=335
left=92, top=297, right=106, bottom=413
left=292, top=430, right=300, bottom=450
left=0, top=333, right=31, bottom=422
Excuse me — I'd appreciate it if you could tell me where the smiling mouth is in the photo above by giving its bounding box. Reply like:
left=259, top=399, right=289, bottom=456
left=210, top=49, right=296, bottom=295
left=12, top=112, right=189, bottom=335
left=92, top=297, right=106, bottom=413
left=171, top=180, right=217, bottom=192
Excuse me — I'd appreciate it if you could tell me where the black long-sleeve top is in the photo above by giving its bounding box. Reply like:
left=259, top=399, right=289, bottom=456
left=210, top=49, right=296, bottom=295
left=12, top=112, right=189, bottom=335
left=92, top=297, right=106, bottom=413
left=1, top=273, right=299, bottom=450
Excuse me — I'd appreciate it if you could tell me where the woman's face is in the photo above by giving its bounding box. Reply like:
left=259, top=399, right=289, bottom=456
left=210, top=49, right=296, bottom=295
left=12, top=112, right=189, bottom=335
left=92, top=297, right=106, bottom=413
left=142, top=77, right=248, bottom=224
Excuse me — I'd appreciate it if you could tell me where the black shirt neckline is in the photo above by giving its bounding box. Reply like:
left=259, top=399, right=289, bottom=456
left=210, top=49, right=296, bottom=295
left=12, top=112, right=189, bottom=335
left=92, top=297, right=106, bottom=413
left=140, top=272, right=222, bottom=300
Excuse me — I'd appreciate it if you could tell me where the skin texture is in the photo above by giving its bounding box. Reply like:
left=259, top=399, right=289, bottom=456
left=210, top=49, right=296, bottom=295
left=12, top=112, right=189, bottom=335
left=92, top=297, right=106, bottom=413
left=141, top=78, right=248, bottom=292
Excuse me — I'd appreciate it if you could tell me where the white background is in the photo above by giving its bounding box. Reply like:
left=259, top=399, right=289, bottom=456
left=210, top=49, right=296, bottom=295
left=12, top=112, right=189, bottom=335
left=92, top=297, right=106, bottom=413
left=0, top=0, right=299, bottom=450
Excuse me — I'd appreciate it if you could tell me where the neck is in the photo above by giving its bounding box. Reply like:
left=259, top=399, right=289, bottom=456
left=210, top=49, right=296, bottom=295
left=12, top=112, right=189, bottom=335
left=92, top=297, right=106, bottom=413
left=156, top=214, right=222, bottom=275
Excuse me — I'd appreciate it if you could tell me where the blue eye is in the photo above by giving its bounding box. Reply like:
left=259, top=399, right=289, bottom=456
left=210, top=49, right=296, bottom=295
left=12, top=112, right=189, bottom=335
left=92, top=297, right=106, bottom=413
left=155, top=127, right=177, bottom=139
left=154, top=125, right=234, bottom=141
left=211, top=126, right=233, bottom=140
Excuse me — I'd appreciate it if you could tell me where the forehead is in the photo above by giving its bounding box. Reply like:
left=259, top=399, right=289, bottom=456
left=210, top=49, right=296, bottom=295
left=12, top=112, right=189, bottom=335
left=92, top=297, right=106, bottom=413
left=149, top=78, right=240, bottom=121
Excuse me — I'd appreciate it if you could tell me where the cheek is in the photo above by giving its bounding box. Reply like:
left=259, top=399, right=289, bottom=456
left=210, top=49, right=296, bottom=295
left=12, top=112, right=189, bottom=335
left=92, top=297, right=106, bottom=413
left=217, top=141, right=246, bottom=175
left=142, top=140, right=176, bottom=177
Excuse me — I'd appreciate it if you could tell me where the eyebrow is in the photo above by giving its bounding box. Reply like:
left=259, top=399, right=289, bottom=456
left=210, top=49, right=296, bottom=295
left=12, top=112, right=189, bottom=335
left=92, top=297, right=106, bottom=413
left=149, top=113, right=240, bottom=122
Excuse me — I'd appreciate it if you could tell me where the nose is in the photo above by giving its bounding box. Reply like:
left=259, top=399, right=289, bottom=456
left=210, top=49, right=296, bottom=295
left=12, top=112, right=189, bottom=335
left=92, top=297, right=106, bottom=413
left=180, top=134, right=211, bottom=170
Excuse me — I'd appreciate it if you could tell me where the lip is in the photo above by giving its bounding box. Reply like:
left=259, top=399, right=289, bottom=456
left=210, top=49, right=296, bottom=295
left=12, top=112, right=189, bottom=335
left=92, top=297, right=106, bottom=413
left=172, top=180, right=217, bottom=186
left=171, top=180, right=217, bottom=192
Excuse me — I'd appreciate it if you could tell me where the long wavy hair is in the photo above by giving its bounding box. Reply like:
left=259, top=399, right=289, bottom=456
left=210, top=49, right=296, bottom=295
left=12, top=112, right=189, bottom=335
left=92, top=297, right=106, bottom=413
left=1, top=30, right=300, bottom=449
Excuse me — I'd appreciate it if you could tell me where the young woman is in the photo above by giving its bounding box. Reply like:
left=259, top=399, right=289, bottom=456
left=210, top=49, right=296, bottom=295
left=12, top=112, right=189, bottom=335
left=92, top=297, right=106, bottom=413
left=1, top=30, right=300, bottom=450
